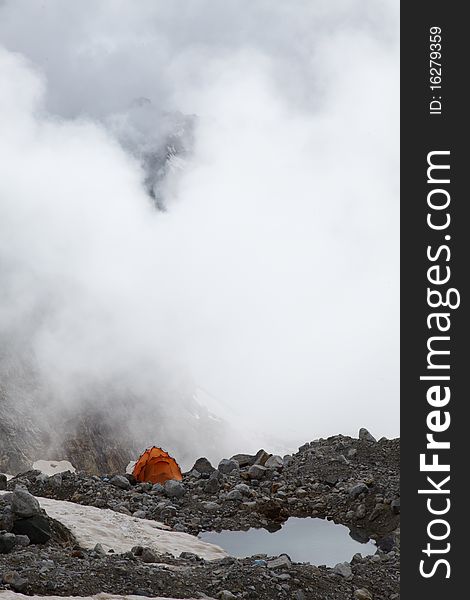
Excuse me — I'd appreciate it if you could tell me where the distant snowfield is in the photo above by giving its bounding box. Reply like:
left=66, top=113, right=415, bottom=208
left=0, top=593, right=199, bottom=600
left=0, top=492, right=226, bottom=561
left=32, top=460, right=76, bottom=476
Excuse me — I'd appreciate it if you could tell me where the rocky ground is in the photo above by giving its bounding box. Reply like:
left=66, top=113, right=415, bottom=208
left=1, top=430, right=400, bottom=600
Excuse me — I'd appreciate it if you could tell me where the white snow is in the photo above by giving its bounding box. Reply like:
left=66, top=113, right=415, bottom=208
left=0, top=593, right=199, bottom=600
left=32, top=460, right=76, bottom=476
left=0, top=492, right=226, bottom=561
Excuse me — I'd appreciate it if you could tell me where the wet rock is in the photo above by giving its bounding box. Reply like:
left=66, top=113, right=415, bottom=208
left=11, top=489, right=40, bottom=518
left=192, top=457, right=215, bottom=474
left=359, top=428, right=377, bottom=443
left=110, top=475, right=131, bottom=490
left=164, top=480, right=185, bottom=498
left=218, top=459, right=239, bottom=475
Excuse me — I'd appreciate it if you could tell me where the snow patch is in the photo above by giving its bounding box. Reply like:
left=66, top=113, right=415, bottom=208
left=32, top=460, right=76, bottom=476
left=5, top=494, right=226, bottom=560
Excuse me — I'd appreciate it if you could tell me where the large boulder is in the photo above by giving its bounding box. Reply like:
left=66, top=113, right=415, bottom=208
left=12, top=514, right=51, bottom=544
left=359, top=428, right=377, bottom=443
left=11, top=489, right=40, bottom=518
left=192, top=457, right=215, bottom=475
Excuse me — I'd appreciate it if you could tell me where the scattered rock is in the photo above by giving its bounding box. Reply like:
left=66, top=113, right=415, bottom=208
left=164, top=479, right=185, bottom=498
left=141, top=547, right=160, bottom=563
left=349, top=483, right=369, bottom=498
left=2, top=570, right=29, bottom=592
left=0, top=532, right=16, bottom=554
left=218, top=459, right=239, bottom=475
left=109, top=475, right=131, bottom=490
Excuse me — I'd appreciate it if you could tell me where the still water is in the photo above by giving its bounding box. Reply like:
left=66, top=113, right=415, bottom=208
left=199, top=517, right=376, bottom=566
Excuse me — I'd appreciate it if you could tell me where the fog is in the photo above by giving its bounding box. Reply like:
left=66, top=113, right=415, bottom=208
left=0, top=0, right=399, bottom=464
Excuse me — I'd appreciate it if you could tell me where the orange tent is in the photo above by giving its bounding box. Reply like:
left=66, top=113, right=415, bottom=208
left=132, top=447, right=183, bottom=484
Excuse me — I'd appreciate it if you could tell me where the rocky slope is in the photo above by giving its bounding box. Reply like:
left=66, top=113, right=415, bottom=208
left=1, top=430, right=400, bottom=600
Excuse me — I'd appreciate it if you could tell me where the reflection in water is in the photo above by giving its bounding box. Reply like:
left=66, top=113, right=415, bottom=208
left=199, top=517, right=376, bottom=566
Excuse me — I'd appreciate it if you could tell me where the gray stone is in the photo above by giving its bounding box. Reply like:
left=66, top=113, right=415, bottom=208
left=354, top=589, right=373, bottom=600
left=204, top=477, right=220, bottom=494
left=11, top=489, right=40, bottom=518
left=202, top=501, right=220, bottom=512
left=226, top=490, right=243, bottom=502
left=230, top=453, right=255, bottom=467
left=234, top=483, right=251, bottom=496
left=141, top=547, right=160, bottom=563
left=254, top=449, right=270, bottom=465
left=349, top=483, right=369, bottom=498
left=355, top=504, right=367, bottom=519
left=2, top=570, right=28, bottom=593
left=0, top=532, right=16, bottom=554
left=267, top=554, right=292, bottom=569
left=0, top=474, right=7, bottom=490
left=391, top=498, right=400, bottom=514
left=151, top=483, right=164, bottom=494
left=218, top=459, right=239, bottom=475
left=358, top=428, right=377, bottom=443
left=164, top=479, right=185, bottom=498
left=333, top=562, right=352, bottom=578
left=110, top=475, right=131, bottom=490
left=132, top=510, right=147, bottom=519
left=218, top=592, right=236, bottom=600
left=192, top=457, right=215, bottom=474
left=14, top=535, right=30, bottom=547
left=248, top=464, right=268, bottom=480
left=265, top=455, right=283, bottom=469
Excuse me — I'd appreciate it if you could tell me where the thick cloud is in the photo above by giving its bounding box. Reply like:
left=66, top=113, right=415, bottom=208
left=0, top=0, right=399, bottom=461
